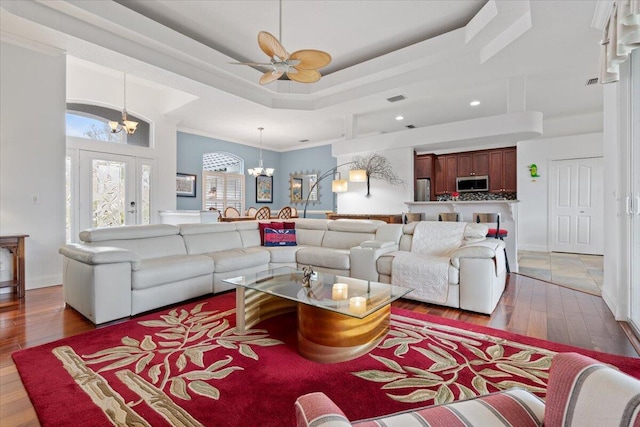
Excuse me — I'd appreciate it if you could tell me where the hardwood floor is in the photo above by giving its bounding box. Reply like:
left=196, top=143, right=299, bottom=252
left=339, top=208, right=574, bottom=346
left=1, top=274, right=638, bottom=426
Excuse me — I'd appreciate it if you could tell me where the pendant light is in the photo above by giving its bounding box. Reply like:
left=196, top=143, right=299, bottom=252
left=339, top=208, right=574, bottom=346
left=248, top=127, right=274, bottom=177
left=109, top=72, right=138, bottom=135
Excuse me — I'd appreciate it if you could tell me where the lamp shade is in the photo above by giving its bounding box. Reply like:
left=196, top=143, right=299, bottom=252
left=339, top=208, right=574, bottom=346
left=332, top=179, right=348, bottom=192
left=349, top=169, right=367, bottom=182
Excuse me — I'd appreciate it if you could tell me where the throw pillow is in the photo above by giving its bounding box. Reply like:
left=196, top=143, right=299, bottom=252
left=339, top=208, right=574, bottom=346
left=282, top=221, right=295, bottom=230
left=264, top=228, right=297, bottom=246
left=259, top=222, right=285, bottom=245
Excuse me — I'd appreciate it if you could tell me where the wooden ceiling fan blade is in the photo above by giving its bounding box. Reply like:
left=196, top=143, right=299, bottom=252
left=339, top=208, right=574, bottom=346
left=259, top=71, right=284, bottom=85
left=287, top=69, right=321, bottom=83
left=258, top=31, right=288, bottom=60
left=289, top=50, right=332, bottom=70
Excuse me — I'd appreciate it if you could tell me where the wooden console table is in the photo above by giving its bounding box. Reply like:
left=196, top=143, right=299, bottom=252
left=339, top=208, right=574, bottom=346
left=325, top=213, right=403, bottom=224
left=0, top=234, right=28, bottom=298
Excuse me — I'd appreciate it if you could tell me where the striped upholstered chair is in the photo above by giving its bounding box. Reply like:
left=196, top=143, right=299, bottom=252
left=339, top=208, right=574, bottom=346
left=295, top=352, right=640, bottom=427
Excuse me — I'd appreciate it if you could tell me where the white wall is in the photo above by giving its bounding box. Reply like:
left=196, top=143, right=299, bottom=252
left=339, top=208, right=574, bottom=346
left=516, top=133, right=603, bottom=252
left=336, top=147, right=414, bottom=215
left=0, top=40, right=66, bottom=289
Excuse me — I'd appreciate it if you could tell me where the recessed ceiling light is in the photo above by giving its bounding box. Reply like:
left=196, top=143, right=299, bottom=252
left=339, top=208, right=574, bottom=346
left=470, top=100, right=481, bottom=106
left=395, top=115, right=404, bottom=121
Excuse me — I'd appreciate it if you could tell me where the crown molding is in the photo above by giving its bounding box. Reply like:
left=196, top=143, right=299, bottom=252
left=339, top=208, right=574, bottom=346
left=591, top=0, right=613, bottom=30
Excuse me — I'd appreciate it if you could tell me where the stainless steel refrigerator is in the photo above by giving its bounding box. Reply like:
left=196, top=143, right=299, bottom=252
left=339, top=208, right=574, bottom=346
left=415, top=178, right=430, bottom=201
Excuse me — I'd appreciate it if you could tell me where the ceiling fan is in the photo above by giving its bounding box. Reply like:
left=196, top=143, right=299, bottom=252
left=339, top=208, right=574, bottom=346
left=230, top=1, right=331, bottom=85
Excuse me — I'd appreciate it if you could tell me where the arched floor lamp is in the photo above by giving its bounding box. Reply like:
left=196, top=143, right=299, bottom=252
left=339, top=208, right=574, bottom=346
left=302, top=163, right=367, bottom=218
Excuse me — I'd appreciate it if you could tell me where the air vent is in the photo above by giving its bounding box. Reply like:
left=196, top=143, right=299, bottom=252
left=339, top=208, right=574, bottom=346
left=406, top=124, right=415, bottom=129
left=585, top=77, right=599, bottom=85
left=386, top=95, right=406, bottom=103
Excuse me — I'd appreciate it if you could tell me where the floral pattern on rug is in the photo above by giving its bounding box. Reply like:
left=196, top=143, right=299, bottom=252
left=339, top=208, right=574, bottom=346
left=353, top=314, right=554, bottom=405
left=52, top=302, right=282, bottom=426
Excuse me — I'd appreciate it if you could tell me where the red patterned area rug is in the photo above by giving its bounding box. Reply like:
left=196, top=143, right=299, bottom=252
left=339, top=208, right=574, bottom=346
left=13, top=292, right=640, bottom=426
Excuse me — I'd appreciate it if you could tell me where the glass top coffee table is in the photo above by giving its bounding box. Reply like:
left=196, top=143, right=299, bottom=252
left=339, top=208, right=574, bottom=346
left=223, top=267, right=412, bottom=363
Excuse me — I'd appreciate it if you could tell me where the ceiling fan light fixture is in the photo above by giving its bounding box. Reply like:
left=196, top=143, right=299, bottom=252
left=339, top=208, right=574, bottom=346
left=231, top=0, right=331, bottom=86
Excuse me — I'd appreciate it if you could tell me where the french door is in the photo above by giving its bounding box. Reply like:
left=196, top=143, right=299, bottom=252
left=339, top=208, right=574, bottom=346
left=74, top=151, right=153, bottom=236
left=549, top=157, right=604, bottom=254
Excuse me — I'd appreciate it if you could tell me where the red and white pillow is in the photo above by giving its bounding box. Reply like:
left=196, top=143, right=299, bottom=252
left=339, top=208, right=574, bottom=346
left=259, top=221, right=296, bottom=246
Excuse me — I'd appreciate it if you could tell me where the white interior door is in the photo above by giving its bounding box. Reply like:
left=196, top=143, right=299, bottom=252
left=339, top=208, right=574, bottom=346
left=78, top=151, right=139, bottom=232
left=549, top=157, right=603, bottom=254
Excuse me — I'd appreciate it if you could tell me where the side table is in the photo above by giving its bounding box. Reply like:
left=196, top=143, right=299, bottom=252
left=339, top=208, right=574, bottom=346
left=0, top=234, right=29, bottom=298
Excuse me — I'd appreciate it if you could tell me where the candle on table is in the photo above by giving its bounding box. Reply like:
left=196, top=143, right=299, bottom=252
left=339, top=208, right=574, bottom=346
left=332, top=283, right=348, bottom=300
left=349, top=296, right=367, bottom=314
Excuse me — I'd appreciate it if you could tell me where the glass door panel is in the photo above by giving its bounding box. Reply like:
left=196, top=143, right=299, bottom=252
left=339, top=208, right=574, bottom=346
left=79, top=152, right=136, bottom=231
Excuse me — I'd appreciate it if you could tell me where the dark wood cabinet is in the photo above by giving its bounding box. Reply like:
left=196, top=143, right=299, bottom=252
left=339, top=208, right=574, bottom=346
left=434, top=154, right=458, bottom=195
left=457, top=151, right=488, bottom=177
left=489, top=147, right=517, bottom=193
left=415, top=154, right=433, bottom=178
left=502, top=148, right=517, bottom=192
left=418, top=147, right=516, bottom=197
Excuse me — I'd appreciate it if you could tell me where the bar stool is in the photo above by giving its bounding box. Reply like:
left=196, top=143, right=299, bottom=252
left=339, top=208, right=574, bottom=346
left=474, top=212, right=510, bottom=273
left=438, top=212, right=460, bottom=222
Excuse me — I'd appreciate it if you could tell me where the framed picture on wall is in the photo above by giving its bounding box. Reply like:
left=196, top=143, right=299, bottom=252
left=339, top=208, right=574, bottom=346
left=176, top=173, right=196, bottom=197
left=291, top=177, right=302, bottom=201
left=256, top=175, right=273, bottom=203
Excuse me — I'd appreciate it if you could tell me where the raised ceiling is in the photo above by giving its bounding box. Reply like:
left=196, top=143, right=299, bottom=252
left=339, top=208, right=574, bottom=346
left=0, top=0, right=604, bottom=151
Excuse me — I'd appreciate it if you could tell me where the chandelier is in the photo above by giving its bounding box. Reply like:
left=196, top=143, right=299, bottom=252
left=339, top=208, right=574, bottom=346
left=109, top=72, right=138, bottom=135
left=248, top=127, right=274, bottom=177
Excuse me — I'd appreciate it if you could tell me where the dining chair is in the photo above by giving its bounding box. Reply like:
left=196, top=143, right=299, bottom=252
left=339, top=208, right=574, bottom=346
left=224, top=206, right=240, bottom=218
left=277, top=206, right=292, bottom=219
left=246, top=207, right=257, bottom=217
left=290, top=206, right=298, bottom=218
left=438, top=212, right=460, bottom=222
left=254, top=206, right=271, bottom=220
left=474, top=212, right=510, bottom=273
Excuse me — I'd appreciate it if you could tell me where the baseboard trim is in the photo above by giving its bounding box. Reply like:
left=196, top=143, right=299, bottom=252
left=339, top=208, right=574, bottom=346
left=26, top=274, right=62, bottom=290
left=517, top=244, right=549, bottom=252
left=619, top=322, right=640, bottom=356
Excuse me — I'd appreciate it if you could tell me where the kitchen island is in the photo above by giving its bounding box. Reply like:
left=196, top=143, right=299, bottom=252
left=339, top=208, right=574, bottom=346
left=405, top=200, right=519, bottom=273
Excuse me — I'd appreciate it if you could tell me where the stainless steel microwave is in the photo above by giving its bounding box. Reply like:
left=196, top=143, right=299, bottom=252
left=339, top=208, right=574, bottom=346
left=456, top=175, right=489, bottom=192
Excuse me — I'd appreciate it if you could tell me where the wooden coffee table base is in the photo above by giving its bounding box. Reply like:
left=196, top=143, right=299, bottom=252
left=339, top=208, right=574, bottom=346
left=297, top=303, right=390, bottom=363
left=236, top=288, right=391, bottom=363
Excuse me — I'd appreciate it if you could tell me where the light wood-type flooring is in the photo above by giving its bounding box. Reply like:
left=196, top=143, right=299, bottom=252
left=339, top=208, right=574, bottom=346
left=1, top=274, right=638, bottom=426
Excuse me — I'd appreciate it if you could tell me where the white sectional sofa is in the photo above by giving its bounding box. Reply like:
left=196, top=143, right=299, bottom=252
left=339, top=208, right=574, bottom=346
left=59, top=219, right=507, bottom=324
left=352, top=221, right=508, bottom=314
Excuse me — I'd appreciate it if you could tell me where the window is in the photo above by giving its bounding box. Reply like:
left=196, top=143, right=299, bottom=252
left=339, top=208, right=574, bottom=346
left=202, top=152, right=244, bottom=212
left=203, top=172, right=244, bottom=212
left=66, top=103, right=150, bottom=147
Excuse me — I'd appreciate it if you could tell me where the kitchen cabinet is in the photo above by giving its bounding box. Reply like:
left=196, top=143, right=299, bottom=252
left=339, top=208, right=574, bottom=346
left=415, top=154, right=433, bottom=178
left=457, top=151, right=488, bottom=177
left=421, top=147, right=516, bottom=196
left=489, top=147, right=517, bottom=193
left=434, top=154, right=458, bottom=195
